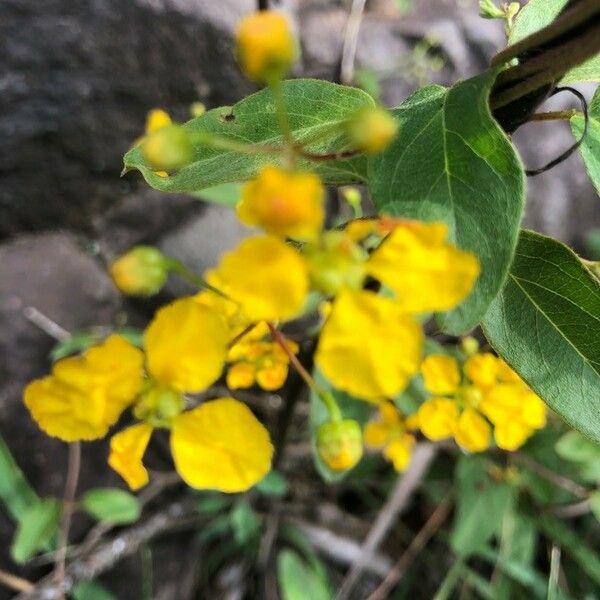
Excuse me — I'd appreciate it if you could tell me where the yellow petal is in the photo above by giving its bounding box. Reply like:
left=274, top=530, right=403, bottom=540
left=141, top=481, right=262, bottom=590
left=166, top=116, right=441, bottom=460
left=496, top=358, right=522, bottom=383
left=366, top=221, right=480, bottom=313
left=145, top=297, right=228, bottom=393
left=453, top=408, right=491, bottom=452
left=226, top=362, right=256, bottom=389
left=24, top=335, right=143, bottom=442
left=521, top=391, right=547, bottom=429
left=417, top=398, right=459, bottom=441
left=315, top=289, right=423, bottom=401
left=205, top=236, right=309, bottom=322
left=146, top=109, right=172, bottom=134
left=237, top=166, right=324, bottom=241
left=256, top=363, right=288, bottom=391
left=479, top=384, right=523, bottom=425
left=384, top=434, right=415, bottom=472
left=170, top=398, right=273, bottom=492
left=494, top=421, right=533, bottom=452
left=463, top=353, right=499, bottom=389
left=421, top=354, right=460, bottom=395
left=363, top=421, right=391, bottom=448
left=108, top=423, right=153, bottom=490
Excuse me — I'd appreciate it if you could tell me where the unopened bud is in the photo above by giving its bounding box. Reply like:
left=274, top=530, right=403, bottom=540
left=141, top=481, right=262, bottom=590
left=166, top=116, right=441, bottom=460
left=235, top=11, right=297, bottom=83
left=317, top=419, right=363, bottom=471
left=110, top=246, right=168, bottom=297
left=190, top=102, right=206, bottom=118
left=142, top=125, right=193, bottom=172
left=459, top=336, right=480, bottom=356
left=347, top=106, right=398, bottom=154
left=133, top=384, right=185, bottom=427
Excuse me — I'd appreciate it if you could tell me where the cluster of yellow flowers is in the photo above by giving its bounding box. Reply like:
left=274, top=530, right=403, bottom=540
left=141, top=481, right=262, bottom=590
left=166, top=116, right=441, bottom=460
left=22, top=8, right=549, bottom=495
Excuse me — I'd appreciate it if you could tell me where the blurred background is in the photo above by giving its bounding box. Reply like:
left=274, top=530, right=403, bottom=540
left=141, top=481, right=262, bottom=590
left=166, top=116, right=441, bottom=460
left=1, top=0, right=598, bottom=597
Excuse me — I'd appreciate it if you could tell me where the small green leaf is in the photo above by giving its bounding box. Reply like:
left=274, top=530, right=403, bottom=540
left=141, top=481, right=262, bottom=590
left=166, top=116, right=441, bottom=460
left=0, top=435, right=40, bottom=523
left=50, top=332, right=98, bottom=362
left=81, top=488, right=141, bottom=524
left=450, top=455, right=515, bottom=557
left=124, top=80, right=374, bottom=193
left=196, top=493, right=231, bottom=515
left=482, top=230, right=600, bottom=444
left=192, top=182, right=242, bottom=206
left=72, top=581, right=117, bottom=600
left=255, top=470, right=289, bottom=498
left=277, top=549, right=332, bottom=600
left=309, top=370, right=371, bottom=483
left=571, top=87, right=600, bottom=195
left=369, top=70, right=525, bottom=333
left=11, top=498, right=60, bottom=564
left=230, top=500, right=260, bottom=546
left=555, top=431, right=600, bottom=463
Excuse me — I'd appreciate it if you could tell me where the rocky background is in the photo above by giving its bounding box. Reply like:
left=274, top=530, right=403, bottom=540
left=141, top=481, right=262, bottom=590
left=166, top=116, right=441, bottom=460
left=1, top=0, right=598, bottom=597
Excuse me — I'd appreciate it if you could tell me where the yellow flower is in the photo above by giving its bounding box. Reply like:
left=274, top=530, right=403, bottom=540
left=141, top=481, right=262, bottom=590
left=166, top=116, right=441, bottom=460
left=347, top=106, right=399, bottom=154
left=24, top=335, right=144, bottom=442
left=316, top=420, right=363, bottom=471
left=145, top=297, right=229, bottom=393
left=236, top=11, right=297, bottom=82
left=109, top=246, right=168, bottom=297
left=454, top=408, right=491, bottom=452
left=366, top=221, right=480, bottom=313
left=364, top=402, right=415, bottom=471
left=108, top=423, right=153, bottom=490
left=463, top=353, right=498, bottom=389
left=226, top=362, right=256, bottom=389
left=237, top=166, right=324, bottom=241
left=146, top=109, right=172, bottom=133
left=421, top=355, right=460, bottom=395
left=315, top=289, right=422, bottom=401
left=142, top=125, right=193, bottom=173
left=416, top=398, right=459, bottom=441
left=171, top=398, right=273, bottom=492
left=205, top=236, right=309, bottom=322
left=493, top=421, right=534, bottom=452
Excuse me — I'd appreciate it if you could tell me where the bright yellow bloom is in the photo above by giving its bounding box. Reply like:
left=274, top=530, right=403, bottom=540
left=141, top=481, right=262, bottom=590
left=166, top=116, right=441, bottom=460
left=493, top=421, right=534, bottom=452
left=347, top=106, right=399, bottom=154
left=145, top=297, right=228, bottom=393
left=364, top=402, right=415, bottom=471
left=146, top=109, right=172, bottom=133
left=142, top=125, right=193, bottom=172
left=109, top=246, right=168, bottom=297
left=316, top=419, right=363, bottom=471
left=108, top=423, right=153, bottom=490
left=416, top=398, right=459, bottom=441
left=171, top=398, right=273, bottom=492
left=226, top=362, right=257, bottom=389
left=366, top=221, right=480, bottom=313
left=24, top=335, right=144, bottom=442
left=453, top=408, right=491, bottom=452
left=315, top=289, right=422, bottom=401
left=463, top=353, right=498, bottom=389
left=421, top=354, right=460, bottom=395
left=497, top=358, right=522, bottom=383
left=205, top=236, right=309, bottom=322
left=237, top=166, right=324, bottom=241
left=236, top=11, right=297, bottom=82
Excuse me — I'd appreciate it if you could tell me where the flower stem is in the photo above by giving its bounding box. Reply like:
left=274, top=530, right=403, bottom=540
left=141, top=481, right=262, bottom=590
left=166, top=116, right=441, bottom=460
left=166, top=260, right=230, bottom=299
left=54, top=441, right=81, bottom=600
left=267, top=322, right=342, bottom=420
left=528, top=109, right=579, bottom=122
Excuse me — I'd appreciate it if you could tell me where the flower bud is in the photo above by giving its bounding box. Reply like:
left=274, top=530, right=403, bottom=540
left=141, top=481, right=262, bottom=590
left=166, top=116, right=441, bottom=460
left=478, top=0, right=505, bottom=19
left=316, top=419, right=363, bottom=471
left=142, top=125, right=193, bottom=172
left=459, top=336, right=480, bottom=356
left=347, top=106, right=398, bottom=154
left=133, top=384, right=185, bottom=427
left=110, top=246, right=168, bottom=297
left=236, top=11, right=297, bottom=83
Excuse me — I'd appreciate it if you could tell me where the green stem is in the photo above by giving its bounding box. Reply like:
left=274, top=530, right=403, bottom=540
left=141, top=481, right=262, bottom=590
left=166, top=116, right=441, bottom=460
left=166, top=260, right=230, bottom=299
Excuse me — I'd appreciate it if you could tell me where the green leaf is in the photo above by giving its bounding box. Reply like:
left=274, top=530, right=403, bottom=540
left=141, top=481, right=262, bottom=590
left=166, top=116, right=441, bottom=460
left=195, top=493, right=231, bottom=515
left=72, top=581, right=117, bottom=600
left=309, top=370, right=371, bottom=483
left=277, top=549, right=332, bottom=600
left=50, top=332, right=98, bottom=362
left=10, top=498, right=60, bottom=564
left=571, top=87, right=600, bottom=195
left=0, top=435, right=40, bottom=523
left=555, top=431, right=600, bottom=463
left=80, top=488, right=141, bottom=524
left=229, top=500, right=261, bottom=546
left=369, top=70, right=525, bottom=334
left=124, top=80, right=374, bottom=193
left=450, top=455, right=515, bottom=557
left=192, top=182, right=242, bottom=206
left=255, top=470, right=289, bottom=498
left=508, top=0, right=599, bottom=85
left=482, top=230, right=600, bottom=444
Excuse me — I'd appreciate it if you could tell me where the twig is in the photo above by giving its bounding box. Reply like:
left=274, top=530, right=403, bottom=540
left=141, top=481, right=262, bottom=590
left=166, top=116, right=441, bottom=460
left=512, top=453, right=588, bottom=499
left=528, top=110, right=578, bottom=122
left=366, top=496, right=453, bottom=600
left=23, top=306, right=71, bottom=342
left=0, top=569, right=34, bottom=594
left=335, top=443, right=438, bottom=600
left=17, top=500, right=198, bottom=600
left=340, top=0, right=367, bottom=85
left=54, top=441, right=81, bottom=600
left=551, top=498, right=592, bottom=519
